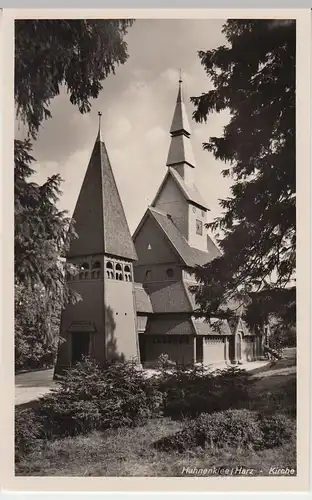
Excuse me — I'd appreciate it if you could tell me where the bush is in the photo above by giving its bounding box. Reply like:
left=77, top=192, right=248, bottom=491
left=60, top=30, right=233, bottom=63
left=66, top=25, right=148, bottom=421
left=258, top=413, right=295, bottom=449
left=154, top=409, right=262, bottom=452
left=157, top=365, right=253, bottom=419
left=154, top=409, right=296, bottom=453
left=15, top=408, right=44, bottom=459
left=36, top=357, right=163, bottom=438
left=194, top=409, right=263, bottom=450
left=156, top=353, right=177, bottom=372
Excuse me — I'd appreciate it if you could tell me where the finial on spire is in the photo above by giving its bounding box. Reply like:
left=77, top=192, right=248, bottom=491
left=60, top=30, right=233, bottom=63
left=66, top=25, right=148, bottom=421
left=96, top=111, right=103, bottom=142
left=177, top=70, right=183, bottom=103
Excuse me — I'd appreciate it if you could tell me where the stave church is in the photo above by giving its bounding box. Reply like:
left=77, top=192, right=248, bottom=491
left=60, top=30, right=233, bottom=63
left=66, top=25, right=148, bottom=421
left=55, top=78, right=263, bottom=374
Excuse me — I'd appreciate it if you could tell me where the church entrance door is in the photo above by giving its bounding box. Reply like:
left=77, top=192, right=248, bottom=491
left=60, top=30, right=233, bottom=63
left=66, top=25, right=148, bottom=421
left=71, top=332, right=90, bottom=365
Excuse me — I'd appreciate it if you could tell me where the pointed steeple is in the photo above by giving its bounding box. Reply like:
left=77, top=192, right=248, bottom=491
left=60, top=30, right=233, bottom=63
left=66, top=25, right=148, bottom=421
left=67, top=113, right=137, bottom=261
left=166, top=75, right=196, bottom=179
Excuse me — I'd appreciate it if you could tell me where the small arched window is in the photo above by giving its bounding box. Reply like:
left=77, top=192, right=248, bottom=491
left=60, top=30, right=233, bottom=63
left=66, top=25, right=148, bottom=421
left=80, top=262, right=89, bottom=279
left=92, top=261, right=101, bottom=279
left=166, top=268, right=174, bottom=279
left=115, top=263, right=123, bottom=281
left=145, top=270, right=151, bottom=281
left=124, top=264, right=132, bottom=282
left=106, top=261, right=114, bottom=279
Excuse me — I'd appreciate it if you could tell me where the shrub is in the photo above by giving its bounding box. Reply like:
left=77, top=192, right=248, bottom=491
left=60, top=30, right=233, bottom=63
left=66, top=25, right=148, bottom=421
left=154, top=409, right=296, bottom=453
left=258, top=413, right=295, bottom=449
left=15, top=408, right=44, bottom=459
left=36, top=357, right=163, bottom=438
left=194, top=409, right=263, bottom=450
left=156, top=353, right=177, bottom=372
left=154, top=409, right=263, bottom=452
left=157, top=365, right=253, bottom=419
left=154, top=427, right=196, bottom=453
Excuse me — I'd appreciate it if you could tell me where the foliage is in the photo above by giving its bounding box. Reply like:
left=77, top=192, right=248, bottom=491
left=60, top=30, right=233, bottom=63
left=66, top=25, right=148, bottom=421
left=268, top=317, right=296, bottom=349
left=15, top=408, right=44, bottom=460
left=244, top=287, right=296, bottom=333
left=156, top=353, right=177, bottom=372
left=15, top=140, right=80, bottom=360
left=15, top=19, right=134, bottom=138
left=191, top=20, right=296, bottom=324
left=15, top=323, right=59, bottom=372
left=15, top=278, right=62, bottom=370
left=36, top=358, right=163, bottom=438
left=157, top=365, right=253, bottom=419
left=258, top=412, right=295, bottom=449
left=154, top=409, right=295, bottom=453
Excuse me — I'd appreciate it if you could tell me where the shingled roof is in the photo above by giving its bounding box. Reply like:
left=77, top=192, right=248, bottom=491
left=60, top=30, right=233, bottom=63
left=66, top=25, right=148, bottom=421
left=144, top=280, right=193, bottom=313
left=146, top=317, right=196, bottom=336
left=192, top=318, right=232, bottom=336
left=148, top=207, right=220, bottom=267
left=151, top=167, right=208, bottom=210
left=67, top=123, right=137, bottom=261
left=134, top=283, right=153, bottom=313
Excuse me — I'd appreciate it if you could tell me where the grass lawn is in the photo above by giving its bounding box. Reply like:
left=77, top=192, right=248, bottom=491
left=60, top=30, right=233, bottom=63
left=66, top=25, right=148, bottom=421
left=16, top=350, right=296, bottom=477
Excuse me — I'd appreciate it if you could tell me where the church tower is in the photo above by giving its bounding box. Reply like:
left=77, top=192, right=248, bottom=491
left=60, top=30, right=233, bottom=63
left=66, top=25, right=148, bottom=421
left=55, top=113, right=140, bottom=374
left=151, top=77, right=210, bottom=252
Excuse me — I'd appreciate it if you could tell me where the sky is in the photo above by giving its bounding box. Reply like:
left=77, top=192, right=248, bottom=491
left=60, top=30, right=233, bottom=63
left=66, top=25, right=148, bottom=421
left=16, top=19, right=233, bottom=235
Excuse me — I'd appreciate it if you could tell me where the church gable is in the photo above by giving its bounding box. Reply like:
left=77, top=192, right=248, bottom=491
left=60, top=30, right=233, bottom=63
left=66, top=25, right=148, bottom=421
left=152, top=173, right=188, bottom=238
left=133, top=210, right=181, bottom=265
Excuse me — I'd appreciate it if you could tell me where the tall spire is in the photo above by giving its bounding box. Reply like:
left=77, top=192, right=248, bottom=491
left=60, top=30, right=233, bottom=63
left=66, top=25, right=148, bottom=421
left=166, top=74, right=196, bottom=178
left=67, top=120, right=137, bottom=261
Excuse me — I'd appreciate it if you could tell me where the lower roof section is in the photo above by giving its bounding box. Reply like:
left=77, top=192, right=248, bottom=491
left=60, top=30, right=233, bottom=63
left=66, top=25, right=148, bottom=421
left=145, top=317, right=195, bottom=336
left=192, top=318, right=232, bottom=336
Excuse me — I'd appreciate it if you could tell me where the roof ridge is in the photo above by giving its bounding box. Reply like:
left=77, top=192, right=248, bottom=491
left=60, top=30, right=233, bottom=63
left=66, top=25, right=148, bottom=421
left=182, top=279, right=196, bottom=311
left=148, top=208, right=187, bottom=264
left=148, top=206, right=170, bottom=217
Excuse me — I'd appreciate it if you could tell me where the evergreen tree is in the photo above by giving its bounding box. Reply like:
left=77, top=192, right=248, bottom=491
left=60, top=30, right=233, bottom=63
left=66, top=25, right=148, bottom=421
left=191, top=20, right=296, bottom=328
left=15, top=19, right=134, bottom=138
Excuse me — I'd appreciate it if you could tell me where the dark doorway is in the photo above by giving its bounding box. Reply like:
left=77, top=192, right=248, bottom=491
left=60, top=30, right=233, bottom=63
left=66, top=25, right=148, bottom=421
left=71, top=332, right=90, bottom=365
left=236, top=334, right=242, bottom=361
left=229, top=337, right=235, bottom=363
left=196, top=337, right=203, bottom=363
left=139, top=333, right=146, bottom=363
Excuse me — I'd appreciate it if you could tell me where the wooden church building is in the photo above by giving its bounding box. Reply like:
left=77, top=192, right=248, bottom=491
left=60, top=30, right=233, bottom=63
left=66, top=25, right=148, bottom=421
left=55, top=78, right=263, bottom=374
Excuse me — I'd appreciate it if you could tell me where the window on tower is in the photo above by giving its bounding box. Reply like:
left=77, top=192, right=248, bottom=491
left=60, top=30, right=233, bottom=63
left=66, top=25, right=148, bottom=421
left=165, top=268, right=174, bottom=280
left=92, top=261, right=101, bottom=279
left=124, top=264, right=132, bottom=282
left=145, top=270, right=151, bottom=281
left=106, top=261, right=114, bottom=279
left=115, top=263, right=123, bottom=280
left=80, top=262, right=89, bottom=279
left=196, top=219, right=203, bottom=235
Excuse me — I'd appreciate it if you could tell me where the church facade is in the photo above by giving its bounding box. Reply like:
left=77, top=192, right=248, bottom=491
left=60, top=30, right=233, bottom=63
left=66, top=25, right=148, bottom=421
left=55, top=78, right=263, bottom=374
